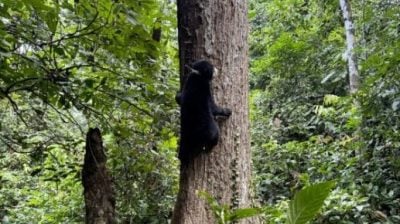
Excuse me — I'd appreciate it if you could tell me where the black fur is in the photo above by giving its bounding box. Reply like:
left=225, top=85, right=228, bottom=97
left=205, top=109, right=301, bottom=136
left=176, top=60, right=231, bottom=163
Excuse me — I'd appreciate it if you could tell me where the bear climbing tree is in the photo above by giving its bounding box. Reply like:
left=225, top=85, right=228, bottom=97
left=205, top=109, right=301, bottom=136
left=176, top=60, right=231, bottom=163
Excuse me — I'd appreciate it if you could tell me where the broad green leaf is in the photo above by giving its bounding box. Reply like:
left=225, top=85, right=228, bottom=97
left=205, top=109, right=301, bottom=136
left=287, top=181, right=335, bottom=224
left=229, top=207, right=263, bottom=220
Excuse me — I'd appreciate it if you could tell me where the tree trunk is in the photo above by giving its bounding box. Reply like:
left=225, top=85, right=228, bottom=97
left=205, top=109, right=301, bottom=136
left=82, top=128, right=115, bottom=224
left=340, top=0, right=360, bottom=93
left=172, top=0, right=257, bottom=223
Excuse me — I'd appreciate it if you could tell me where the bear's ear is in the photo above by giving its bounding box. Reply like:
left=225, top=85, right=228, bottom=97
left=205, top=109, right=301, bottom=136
left=185, top=64, right=200, bottom=75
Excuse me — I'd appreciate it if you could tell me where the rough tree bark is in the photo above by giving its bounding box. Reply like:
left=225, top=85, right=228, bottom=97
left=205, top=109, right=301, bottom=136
left=82, top=128, right=115, bottom=224
left=340, top=0, right=360, bottom=93
left=172, top=0, right=258, bottom=223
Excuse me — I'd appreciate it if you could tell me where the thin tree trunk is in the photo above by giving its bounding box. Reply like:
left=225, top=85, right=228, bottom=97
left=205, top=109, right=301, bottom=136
left=340, top=0, right=360, bottom=93
left=82, top=128, right=115, bottom=224
left=172, top=0, right=258, bottom=223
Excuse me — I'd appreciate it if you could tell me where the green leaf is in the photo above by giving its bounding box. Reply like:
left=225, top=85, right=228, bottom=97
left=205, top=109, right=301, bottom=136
left=45, top=9, right=58, bottom=33
left=84, top=78, right=95, bottom=88
left=54, top=47, right=64, bottom=56
left=287, top=181, right=335, bottom=224
left=229, top=207, right=263, bottom=220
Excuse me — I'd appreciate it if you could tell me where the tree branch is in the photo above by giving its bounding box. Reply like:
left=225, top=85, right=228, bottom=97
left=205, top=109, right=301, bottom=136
left=5, top=77, right=40, bottom=93
left=1, top=90, right=29, bottom=127
left=96, top=89, right=152, bottom=117
left=38, top=12, right=100, bottom=47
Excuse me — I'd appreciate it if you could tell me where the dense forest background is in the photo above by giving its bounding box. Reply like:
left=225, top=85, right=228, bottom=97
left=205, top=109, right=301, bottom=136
left=0, top=0, right=399, bottom=223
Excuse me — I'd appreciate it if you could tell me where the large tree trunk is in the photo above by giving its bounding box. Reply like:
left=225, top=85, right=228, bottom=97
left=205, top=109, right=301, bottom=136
left=172, top=0, right=257, bottom=223
left=340, top=0, right=360, bottom=93
left=82, top=128, right=115, bottom=224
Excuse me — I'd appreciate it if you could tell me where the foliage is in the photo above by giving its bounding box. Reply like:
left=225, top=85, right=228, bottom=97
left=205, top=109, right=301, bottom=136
left=199, top=181, right=334, bottom=224
left=0, top=0, right=179, bottom=222
left=249, top=0, right=400, bottom=223
left=0, top=145, right=84, bottom=223
left=288, top=181, right=335, bottom=224
left=198, top=191, right=264, bottom=224
left=1, top=0, right=399, bottom=223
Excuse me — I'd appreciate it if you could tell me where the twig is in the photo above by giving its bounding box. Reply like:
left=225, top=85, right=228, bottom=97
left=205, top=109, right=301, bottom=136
left=5, top=77, right=40, bottom=93
left=96, top=89, right=152, bottom=117
left=38, top=12, right=100, bottom=46
left=2, top=92, right=29, bottom=127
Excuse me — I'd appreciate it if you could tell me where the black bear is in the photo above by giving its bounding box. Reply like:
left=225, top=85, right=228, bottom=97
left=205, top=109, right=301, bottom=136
left=176, top=60, right=231, bottom=163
